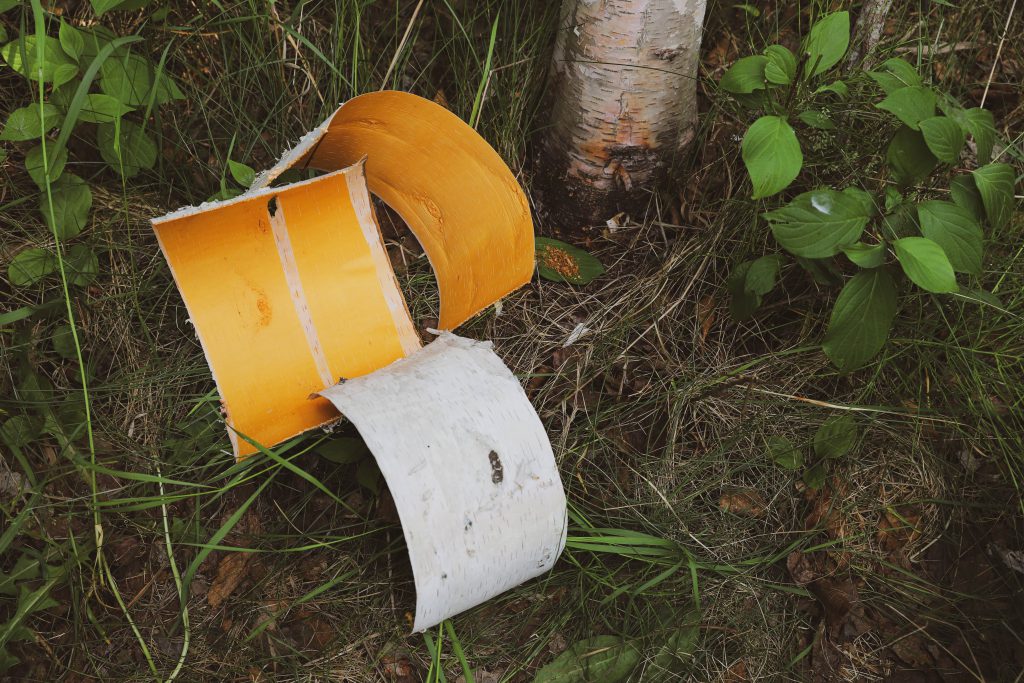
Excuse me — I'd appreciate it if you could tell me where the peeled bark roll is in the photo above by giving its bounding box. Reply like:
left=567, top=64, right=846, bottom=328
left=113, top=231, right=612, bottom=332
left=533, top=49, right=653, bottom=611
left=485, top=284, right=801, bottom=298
left=536, top=0, right=707, bottom=230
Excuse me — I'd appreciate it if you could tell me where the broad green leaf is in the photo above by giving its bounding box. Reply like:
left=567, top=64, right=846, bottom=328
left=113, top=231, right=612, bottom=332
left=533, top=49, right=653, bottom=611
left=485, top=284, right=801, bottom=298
left=1, top=35, right=77, bottom=83
left=152, top=68, right=186, bottom=103
left=841, top=187, right=876, bottom=216
left=742, top=115, right=802, bottom=199
left=743, top=254, right=783, bottom=296
left=356, top=458, right=381, bottom=495
left=536, top=237, right=604, bottom=285
left=961, top=107, right=995, bottom=164
left=91, top=0, right=155, bottom=15
left=893, top=237, right=957, bottom=292
left=886, top=126, right=937, bottom=186
left=814, top=80, right=849, bottom=98
left=763, top=189, right=869, bottom=258
left=798, top=110, right=835, bottom=130
left=97, top=120, right=157, bottom=178
left=949, top=175, right=984, bottom=221
left=8, top=248, right=57, bottom=287
left=823, top=269, right=898, bottom=371
left=802, top=11, right=850, bottom=79
left=768, top=436, right=802, bottom=470
left=727, top=261, right=761, bottom=320
left=25, top=144, right=68, bottom=188
left=100, top=53, right=152, bottom=106
left=52, top=324, right=78, bottom=359
left=228, top=159, right=256, bottom=188
left=813, top=415, right=858, bottom=459
left=733, top=91, right=769, bottom=109
left=917, top=201, right=982, bottom=275
left=720, top=55, right=768, bottom=94
left=650, top=615, right=699, bottom=677
left=533, top=636, right=641, bottom=683
left=316, top=437, right=371, bottom=465
left=883, top=203, right=921, bottom=235
left=77, top=93, right=133, bottom=123
left=797, top=257, right=843, bottom=287
left=803, top=462, right=827, bottom=490
left=40, top=174, right=92, bottom=240
left=971, top=162, right=1014, bottom=230
left=66, top=244, right=99, bottom=287
left=884, top=187, right=902, bottom=212
left=0, top=24, right=5, bottom=44
left=0, top=103, right=60, bottom=141
left=842, top=242, right=886, bottom=268
left=875, top=86, right=935, bottom=130
left=77, top=26, right=128, bottom=66
left=867, top=57, right=922, bottom=94
left=918, top=116, right=964, bottom=163
left=59, top=20, right=85, bottom=62
left=206, top=187, right=244, bottom=202
left=764, top=45, right=796, bottom=85
left=0, top=416, right=43, bottom=449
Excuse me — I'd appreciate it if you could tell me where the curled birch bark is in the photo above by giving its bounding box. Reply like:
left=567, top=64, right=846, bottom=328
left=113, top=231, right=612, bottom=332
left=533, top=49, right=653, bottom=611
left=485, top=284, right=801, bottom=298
left=320, top=333, right=568, bottom=632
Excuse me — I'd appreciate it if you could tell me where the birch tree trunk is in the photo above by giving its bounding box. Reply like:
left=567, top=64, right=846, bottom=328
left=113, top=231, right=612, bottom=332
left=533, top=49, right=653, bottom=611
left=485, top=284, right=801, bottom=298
left=846, top=0, right=893, bottom=68
left=535, top=0, right=707, bottom=231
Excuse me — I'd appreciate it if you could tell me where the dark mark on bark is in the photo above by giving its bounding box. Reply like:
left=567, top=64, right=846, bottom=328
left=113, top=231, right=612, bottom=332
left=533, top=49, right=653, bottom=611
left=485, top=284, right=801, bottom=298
left=267, top=196, right=279, bottom=217
left=652, top=46, right=681, bottom=61
left=488, top=450, right=503, bottom=484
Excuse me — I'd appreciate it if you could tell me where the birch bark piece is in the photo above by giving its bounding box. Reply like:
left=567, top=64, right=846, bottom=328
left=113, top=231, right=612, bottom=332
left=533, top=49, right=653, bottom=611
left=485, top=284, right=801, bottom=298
left=319, top=333, right=567, bottom=632
left=152, top=164, right=420, bottom=458
left=250, top=91, right=535, bottom=331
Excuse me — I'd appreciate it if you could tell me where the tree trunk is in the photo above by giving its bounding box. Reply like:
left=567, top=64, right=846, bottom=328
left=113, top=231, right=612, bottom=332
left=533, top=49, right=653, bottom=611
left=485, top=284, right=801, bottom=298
left=846, top=0, right=893, bottom=68
left=535, top=0, right=707, bottom=232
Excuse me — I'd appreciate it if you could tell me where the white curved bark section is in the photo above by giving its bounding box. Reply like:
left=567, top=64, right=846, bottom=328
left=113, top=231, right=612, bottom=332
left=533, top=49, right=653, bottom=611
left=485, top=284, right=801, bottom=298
left=319, top=333, right=567, bottom=632
left=544, top=0, right=707, bottom=195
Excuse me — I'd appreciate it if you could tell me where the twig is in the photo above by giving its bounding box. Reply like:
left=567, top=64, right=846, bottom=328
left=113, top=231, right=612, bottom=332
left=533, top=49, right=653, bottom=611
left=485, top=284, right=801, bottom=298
left=981, top=0, right=1018, bottom=108
left=381, top=0, right=426, bottom=89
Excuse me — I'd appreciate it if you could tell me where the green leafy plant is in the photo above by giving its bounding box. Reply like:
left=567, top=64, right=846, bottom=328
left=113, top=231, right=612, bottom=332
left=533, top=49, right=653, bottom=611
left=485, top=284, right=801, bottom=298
left=1, top=12, right=184, bottom=295
left=769, top=414, right=859, bottom=490
left=720, top=10, right=1014, bottom=370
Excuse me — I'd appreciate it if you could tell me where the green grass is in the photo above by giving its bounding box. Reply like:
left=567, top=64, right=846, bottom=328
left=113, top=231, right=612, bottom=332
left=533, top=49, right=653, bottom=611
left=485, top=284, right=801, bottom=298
left=1, top=0, right=1023, bottom=680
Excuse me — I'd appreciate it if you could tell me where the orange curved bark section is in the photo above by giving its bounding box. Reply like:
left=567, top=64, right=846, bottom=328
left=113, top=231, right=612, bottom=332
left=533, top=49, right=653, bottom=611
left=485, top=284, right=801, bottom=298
left=153, top=167, right=419, bottom=458
left=269, top=91, right=535, bottom=330
left=152, top=93, right=533, bottom=458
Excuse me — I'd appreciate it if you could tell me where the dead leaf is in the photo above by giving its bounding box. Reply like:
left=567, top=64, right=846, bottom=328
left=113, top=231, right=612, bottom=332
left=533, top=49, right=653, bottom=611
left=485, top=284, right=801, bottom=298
left=381, top=646, right=417, bottom=682
left=719, top=490, right=766, bottom=518
left=890, top=634, right=935, bottom=669
left=722, top=658, right=748, bottom=682
left=457, top=670, right=501, bottom=683
left=787, top=552, right=870, bottom=643
left=697, top=295, right=716, bottom=343
left=877, top=506, right=922, bottom=552
left=208, top=552, right=253, bottom=608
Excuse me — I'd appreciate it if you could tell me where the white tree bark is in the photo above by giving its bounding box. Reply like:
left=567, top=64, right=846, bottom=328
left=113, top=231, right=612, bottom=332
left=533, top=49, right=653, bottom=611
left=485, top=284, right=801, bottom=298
left=537, top=0, right=707, bottom=228
left=319, top=333, right=567, bottom=632
left=847, top=0, right=894, bottom=68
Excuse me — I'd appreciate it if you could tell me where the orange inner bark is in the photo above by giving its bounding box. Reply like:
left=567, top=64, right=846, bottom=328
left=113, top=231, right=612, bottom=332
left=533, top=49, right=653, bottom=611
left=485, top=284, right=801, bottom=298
left=153, top=169, right=418, bottom=458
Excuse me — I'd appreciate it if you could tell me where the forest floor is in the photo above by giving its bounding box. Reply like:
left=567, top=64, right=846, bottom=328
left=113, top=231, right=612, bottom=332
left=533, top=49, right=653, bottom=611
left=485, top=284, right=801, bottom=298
left=1, top=1, right=1023, bottom=681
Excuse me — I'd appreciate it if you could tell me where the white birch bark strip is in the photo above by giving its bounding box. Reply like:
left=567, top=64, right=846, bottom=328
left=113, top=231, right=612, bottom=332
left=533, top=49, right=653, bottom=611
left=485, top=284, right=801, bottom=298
left=267, top=200, right=335, bottom=389
left=343, top=160, right=421, bottom=357
left=319, top=333, right=567, bottom=632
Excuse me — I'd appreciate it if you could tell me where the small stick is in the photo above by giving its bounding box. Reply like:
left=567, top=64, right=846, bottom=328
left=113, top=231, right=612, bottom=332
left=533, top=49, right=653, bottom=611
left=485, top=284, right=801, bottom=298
left=981, top=0, right=1018, bottom=108
left=381, top=0, right=426, bottom=89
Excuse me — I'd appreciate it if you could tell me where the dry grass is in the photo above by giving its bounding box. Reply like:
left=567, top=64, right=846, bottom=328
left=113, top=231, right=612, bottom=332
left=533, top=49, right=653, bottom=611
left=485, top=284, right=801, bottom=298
left=1, top=0, right=1022, bottom=681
